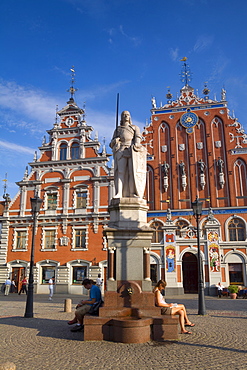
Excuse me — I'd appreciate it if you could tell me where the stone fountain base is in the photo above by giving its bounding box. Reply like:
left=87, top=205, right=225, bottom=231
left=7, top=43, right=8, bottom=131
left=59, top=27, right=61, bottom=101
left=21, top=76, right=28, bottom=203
left=84, top=281, right=179, bottom=343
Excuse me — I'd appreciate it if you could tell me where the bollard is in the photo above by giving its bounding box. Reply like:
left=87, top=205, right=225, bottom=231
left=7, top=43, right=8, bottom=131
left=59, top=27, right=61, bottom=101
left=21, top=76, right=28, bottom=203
left=64, top=298, right=72, bottom=312
left=0, top=362, right=16, bottom=370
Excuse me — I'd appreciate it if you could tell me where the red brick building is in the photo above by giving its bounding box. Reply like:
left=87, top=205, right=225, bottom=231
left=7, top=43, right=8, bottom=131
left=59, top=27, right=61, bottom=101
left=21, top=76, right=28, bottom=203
left=0, top=89, right=113, bottom=294
left=144, top=62, right=247, bottom=294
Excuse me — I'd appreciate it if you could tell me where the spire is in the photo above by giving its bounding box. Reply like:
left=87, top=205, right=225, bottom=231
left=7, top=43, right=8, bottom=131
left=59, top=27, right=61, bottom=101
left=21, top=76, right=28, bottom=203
left=102, top=137, right=106, bottom=156
left=180, top=57, right=192, bottom=87
left=67, top=66, right=78, bottom=103
left=54, top=104, right=59, bottom=127
left=23, top=166, right=29, bottom=180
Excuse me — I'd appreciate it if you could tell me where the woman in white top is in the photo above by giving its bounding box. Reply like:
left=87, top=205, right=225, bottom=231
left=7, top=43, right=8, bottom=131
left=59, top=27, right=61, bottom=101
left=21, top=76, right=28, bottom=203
left=154, top=280, right=195, bottom=334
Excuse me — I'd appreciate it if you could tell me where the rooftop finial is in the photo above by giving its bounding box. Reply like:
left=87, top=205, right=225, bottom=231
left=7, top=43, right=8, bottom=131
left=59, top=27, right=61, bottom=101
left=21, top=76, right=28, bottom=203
left=67, top=66, right=78, bottom=102
left=166, top=86, right=173, bottom=103
left=180, top=57, right=192, bottom=86
left=55, top=104, right=58, bottom=124
left=102, top=137, right=106, bottom=156
left=203, top=82, right=210, bottom=99
left=2, top=173, right=8, bottom=198
left=2, top=173, right=11, bottom=207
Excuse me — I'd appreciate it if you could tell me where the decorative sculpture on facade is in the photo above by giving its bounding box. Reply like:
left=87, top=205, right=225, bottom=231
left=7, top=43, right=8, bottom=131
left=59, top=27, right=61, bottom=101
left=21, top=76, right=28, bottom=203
left=217, top=157, right=225, bottom=188
left=162, top=161, right=169, bottom=192
left=179, top=161, right=187, bottom=191
left=151, top=96, right=157, bottom=109
left=198, top=159, right=206, bottom=190
left=110, top=111, right=147, bottom=199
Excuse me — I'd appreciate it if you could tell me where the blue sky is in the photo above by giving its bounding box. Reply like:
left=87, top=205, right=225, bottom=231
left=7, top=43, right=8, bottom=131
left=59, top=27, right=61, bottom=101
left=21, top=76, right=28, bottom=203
left=1, top=0, right=247, bottom=199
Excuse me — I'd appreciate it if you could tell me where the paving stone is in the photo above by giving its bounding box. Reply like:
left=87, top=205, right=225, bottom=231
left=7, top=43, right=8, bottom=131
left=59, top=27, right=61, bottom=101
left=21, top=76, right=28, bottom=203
left=0, top=293, right=246, bottom=369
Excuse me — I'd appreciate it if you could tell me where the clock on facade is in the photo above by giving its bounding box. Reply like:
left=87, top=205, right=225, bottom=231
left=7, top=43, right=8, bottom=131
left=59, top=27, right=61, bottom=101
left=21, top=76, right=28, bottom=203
left=180, top=110, right=198, bottom=134
left=66, top=117, right=74, bottom=127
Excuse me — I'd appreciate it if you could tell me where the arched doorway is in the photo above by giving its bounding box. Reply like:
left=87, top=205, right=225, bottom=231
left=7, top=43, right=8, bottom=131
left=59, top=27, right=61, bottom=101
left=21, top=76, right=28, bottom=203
left=182, top=252, right=198, bottom=293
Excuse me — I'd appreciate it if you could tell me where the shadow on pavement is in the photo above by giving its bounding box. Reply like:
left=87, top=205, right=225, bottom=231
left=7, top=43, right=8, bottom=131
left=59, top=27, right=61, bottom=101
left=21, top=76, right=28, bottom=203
left=0, top=316, right=84, bottom=341
left=150, top=340, right=247, bottom=353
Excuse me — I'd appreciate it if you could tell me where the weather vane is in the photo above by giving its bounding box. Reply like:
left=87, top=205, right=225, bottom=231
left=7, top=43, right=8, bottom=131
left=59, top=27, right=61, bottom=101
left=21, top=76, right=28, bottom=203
left=180, top=57, right=192, bottom=86
left=67, top=66, right=78, bottom=100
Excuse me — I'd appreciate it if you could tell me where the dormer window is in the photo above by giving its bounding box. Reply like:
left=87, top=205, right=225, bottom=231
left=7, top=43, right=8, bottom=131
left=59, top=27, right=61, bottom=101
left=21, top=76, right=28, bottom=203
left=71, top=142, right=80, bottom=159
left=60, top=143, right=67, bottom=160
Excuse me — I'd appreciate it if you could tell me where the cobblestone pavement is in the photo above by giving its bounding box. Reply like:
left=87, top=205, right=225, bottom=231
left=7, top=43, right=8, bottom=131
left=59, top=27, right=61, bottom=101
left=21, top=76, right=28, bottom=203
left=0, top=293, right=246, bottom=370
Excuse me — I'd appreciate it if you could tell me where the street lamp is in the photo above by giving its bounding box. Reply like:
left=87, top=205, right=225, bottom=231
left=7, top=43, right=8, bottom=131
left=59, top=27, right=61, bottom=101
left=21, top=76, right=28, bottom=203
left=24, top=194, right=43, bottom=318
left=192, top=196, right=206, bottom=315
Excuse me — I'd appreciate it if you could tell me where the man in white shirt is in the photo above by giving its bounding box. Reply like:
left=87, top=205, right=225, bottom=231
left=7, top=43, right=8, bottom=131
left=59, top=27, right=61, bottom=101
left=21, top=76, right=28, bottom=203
left=48, top=277, right=54, bottom=300
left=4, top=278, right=11, bottom=296
left=216, top=282, right=224, bottom=298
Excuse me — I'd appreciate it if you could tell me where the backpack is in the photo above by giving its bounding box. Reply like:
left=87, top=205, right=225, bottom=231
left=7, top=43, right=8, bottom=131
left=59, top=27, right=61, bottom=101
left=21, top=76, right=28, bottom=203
left=88, top=299, right=104, bottom=316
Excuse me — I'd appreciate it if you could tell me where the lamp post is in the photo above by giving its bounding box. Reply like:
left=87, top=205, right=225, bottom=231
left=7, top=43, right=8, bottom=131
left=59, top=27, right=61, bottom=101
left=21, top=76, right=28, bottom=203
left=192, top=197, right=206, bottom=315
left=24, top=194, right=43, bottom=318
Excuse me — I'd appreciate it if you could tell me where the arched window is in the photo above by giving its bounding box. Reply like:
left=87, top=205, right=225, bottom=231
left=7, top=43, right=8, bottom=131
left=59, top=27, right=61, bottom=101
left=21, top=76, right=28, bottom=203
left=60, top=143, right=67, bottom=160
left=175, top=220, right=189, bottom=237
left=150, top=221, right=163, bottom=243
left=228, top=218, right=245, bottom=241
left=71, top=142, right=79, bottom=159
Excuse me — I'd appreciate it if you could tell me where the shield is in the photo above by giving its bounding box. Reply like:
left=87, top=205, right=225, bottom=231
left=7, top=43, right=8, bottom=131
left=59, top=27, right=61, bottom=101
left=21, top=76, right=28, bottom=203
left=132, top=146, right=147, bottom=199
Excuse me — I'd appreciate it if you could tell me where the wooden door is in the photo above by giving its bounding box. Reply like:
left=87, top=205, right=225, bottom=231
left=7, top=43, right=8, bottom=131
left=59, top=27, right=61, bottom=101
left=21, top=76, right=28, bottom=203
left=182, top=252, right=198, bottom=293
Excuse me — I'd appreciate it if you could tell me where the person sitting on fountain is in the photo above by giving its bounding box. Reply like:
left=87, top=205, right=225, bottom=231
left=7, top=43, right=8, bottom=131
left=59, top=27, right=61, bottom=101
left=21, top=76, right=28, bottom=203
left=153, top=280, right=195, bottom=334
left=68, top=279, right=102, bottom=332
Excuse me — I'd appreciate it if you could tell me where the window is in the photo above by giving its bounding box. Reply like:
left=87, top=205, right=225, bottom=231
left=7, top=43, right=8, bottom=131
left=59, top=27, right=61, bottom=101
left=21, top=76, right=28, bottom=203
left=47, top=193, right=57, bottom=210
left=42, top=267, right=55, bottom=284
left=71, top=142, right=79, bottom=159
left=150, top=221, right=163, bottom=243
left=176, top=220, right=189, bottom=237
left=60, top=143, right=67, bottom=160
left=72, top=266, right=87, bottom=284
left=229, top=263, right=243, bottom=285
left=45, top=230, right=55, bottom=249
left=76, top=191, right=87, bottom=209
left=16, top=231, right=27, bottom=249
left=75, top=229, right=86, bottom=249
left=228, top=218, right=245, bottom=241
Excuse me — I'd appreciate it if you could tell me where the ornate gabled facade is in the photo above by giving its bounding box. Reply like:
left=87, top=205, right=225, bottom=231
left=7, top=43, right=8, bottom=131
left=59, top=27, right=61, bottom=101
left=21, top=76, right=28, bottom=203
left=144, top=61, right=247, bottom=294
left=0, top=62, right=247, bottom=296
left=0, top=90, right=114, bottom=294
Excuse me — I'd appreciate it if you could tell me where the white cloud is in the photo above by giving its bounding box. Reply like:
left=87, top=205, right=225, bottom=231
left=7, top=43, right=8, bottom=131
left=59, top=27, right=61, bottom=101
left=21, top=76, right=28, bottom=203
left=193, top=35, right=214, bottom=53
left=0, top=79, right=129, bottom=136
left=169, top=48, right=179, bottom=61
left=0, top=79, right=60, bottom=131
left=106, top=25, right=141, bottom=46
left=119, top=25, right=141, bottom=46
left=0, top=140, right=35, bottom=154
left=77, top=80, right=130, bottom=102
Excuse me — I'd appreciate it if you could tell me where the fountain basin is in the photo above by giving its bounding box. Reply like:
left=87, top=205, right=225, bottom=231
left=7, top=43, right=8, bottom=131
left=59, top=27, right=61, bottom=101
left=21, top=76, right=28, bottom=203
left=112, top=317, right=152, bottom=343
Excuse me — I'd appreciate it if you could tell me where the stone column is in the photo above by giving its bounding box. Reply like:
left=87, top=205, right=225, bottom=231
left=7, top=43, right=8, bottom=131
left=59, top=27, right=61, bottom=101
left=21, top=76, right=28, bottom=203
left=144, top=248, right=151, bottom=281
left=108, top=247, right=116, bottom=281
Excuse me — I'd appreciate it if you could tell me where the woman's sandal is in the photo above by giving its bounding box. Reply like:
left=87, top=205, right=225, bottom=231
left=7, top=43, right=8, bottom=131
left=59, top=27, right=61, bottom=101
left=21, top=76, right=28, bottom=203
left=185, top=323, right=195, bottom=327
left=181, top=330, right=192, bottom=334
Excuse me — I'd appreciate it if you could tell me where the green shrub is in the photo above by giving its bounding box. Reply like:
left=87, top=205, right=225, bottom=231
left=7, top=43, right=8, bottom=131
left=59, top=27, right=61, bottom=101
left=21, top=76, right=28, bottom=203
left=228, top=285, right=238, bottom=294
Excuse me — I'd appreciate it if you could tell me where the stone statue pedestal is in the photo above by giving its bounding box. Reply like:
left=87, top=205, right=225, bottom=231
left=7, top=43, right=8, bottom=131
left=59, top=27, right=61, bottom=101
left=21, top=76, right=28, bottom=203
left=83, top=197, right=179, bottom=343
left=108, top=197, right=148, bottom=229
